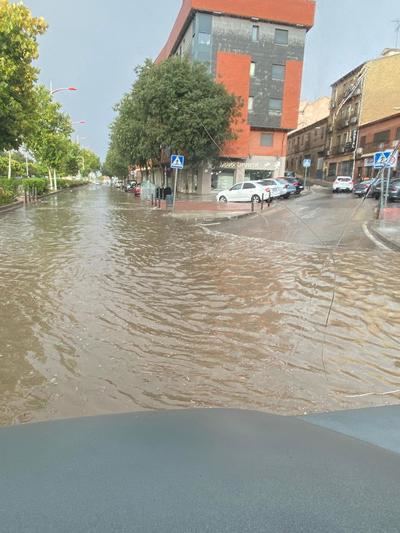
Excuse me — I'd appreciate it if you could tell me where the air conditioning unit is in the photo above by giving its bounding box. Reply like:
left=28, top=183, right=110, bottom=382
left=345, top=120, right=350, bottom=127
left=350, top=116, right=358, bottom=124
left=340, top=147, right=345, bottom=153
left=328, top=126, right=333, bottom=133
left=326, top=150, right=331, bottom=156
left=393, top=140, right=400, bottom=147
left=356, top=148, right=363, bottom=155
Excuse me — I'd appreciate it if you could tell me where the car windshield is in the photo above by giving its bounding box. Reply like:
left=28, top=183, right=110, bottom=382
left=337, top=177, right=351, bottom=182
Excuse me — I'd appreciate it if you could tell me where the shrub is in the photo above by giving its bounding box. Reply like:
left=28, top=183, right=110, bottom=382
left=21, top=177, right=48, bottom=195
left=0, top=178, right=19, bottom=205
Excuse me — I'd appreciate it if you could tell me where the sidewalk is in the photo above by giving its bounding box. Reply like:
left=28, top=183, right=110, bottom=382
left=368, top=220, right=400, bottom=251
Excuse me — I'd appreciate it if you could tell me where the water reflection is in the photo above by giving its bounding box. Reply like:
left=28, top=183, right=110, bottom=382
left=0, top=186, right=399, bottom=425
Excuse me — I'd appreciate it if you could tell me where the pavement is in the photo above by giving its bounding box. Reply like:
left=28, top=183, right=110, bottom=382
left=368, top=220, right=400, bottom=251
left=206, top=188, right=382, bottom=250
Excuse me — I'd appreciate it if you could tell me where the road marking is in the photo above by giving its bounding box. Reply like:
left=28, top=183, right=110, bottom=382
left=362, top=222, right=391, bottom=250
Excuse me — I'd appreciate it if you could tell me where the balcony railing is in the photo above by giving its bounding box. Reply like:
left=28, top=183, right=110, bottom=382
left=331, top=143, right=355, bottom=155
left=359, top=141, right=393, bottom=154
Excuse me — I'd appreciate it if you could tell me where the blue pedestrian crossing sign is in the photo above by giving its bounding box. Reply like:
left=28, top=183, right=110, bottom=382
left=374, top=150, right=397, bottom=169
left=171, top=154, right=185, bottom=169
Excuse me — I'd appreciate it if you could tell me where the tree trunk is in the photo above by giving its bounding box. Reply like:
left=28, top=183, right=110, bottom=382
left=48, top=168, right=53, bottom=190
left=53, top=169, right=58, bottom=191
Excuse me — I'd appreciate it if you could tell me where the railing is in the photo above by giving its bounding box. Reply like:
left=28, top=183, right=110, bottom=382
left=359, top=141, right=393, bottom=154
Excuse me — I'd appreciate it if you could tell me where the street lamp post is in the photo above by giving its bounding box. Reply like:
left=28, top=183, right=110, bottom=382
left=50, top=86, right=77, bottom=95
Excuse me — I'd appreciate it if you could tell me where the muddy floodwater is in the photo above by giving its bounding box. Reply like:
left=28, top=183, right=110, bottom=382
left=1, top=186, right=399, bottom=426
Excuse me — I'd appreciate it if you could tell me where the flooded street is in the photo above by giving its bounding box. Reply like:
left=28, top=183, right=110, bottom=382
left=1, top=186, right=400, bottom=426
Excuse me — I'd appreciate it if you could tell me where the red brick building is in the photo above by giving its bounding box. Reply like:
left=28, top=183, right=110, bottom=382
left=356, top=113, right=400, bottom=180
left=157, top=0, right=315, bottom=193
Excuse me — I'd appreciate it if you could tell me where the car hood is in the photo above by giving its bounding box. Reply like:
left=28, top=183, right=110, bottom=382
left=1, top=407, right=400, bottom=532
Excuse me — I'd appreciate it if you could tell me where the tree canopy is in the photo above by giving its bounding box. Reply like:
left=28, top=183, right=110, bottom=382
left=0, top=0, right=47, bottom=151
left=106, top=57, right=241, bottom=176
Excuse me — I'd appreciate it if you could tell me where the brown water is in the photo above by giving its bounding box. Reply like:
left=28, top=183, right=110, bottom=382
left=1, top=186, right=399, bottom=426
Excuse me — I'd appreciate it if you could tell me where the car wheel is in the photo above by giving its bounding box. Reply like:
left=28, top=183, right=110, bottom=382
left=284, top=193, right=290, bottom=200
left=251, top=195, right=261, bottom=203
left=219, top=196, right=228, bottom=203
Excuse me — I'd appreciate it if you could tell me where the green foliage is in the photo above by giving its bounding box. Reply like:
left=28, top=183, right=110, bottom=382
left=21, top=177, right=48, bottom=195
left=0, top=0, right=47, bottom=151
left=25, top=85, right=73, bottom=173
left=0, top=177, right=19, bottom=205
left=107, top=57, right=240, bottom=172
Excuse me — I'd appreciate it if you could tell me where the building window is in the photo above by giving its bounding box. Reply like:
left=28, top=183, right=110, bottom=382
left=269, top=98, right=282, bottom=114
left=248, top=96, right=254, bottom=112
left=252, top=25, right=259, bottom=42
left=360, top=135, right=366, bottom=147
left=272, top=64, right=285, bottom=81
left=261, top=133, right=274, bottom=147
left=274, top=28, right=289, bottom=45
left=373, top=130, right=390, bottom=144
left=250, top=62, right=256, bottom=77
left=396, top=127, right=400, bottom=141
left=198, top=32, right=211, bottom=45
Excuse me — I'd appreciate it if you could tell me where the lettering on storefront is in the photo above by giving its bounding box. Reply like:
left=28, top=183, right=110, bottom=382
left=219, top=161, right=278, bottom=171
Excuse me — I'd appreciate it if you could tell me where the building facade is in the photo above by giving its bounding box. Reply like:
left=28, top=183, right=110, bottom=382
left=356, top=113, right=400, bottom=180
left=157, top=0, right=315, bottom=193
left=287, top=116, right=328, bottom=179
left=325, top=49, right=400, bottom=180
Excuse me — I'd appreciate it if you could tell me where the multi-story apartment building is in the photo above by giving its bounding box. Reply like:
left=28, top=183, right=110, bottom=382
left=356, top=113, right=400, bottom=179
left=325, top=65, right=364, bottom=179
left=157, top=0, right=316, bottom=193
left=325, top=49, right=400, bottom=180
left=287, top=116, right=328, bottom=179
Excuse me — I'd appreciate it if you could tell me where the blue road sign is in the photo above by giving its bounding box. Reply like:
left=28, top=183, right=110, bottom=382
left=171, top=154, right=185, bottom=169
left=374, top=150, right=395, bottom=169
left=303, top=159, right=311, bottom=168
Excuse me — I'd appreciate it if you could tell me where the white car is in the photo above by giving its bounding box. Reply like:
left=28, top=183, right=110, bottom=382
left=258, top=178, right=293, bottom=199
left=217, top=181, right=272, bottom=203
left=332, top=176, right=354, bottom=193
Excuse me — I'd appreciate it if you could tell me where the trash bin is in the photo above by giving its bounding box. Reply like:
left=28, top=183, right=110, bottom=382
left=165, top=194, right=173, bottom=207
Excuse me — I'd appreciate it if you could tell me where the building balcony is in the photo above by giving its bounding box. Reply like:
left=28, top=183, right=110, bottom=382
left=331, top=144, right=355, bottom=156
left=359, top=140, right=395, bottom=154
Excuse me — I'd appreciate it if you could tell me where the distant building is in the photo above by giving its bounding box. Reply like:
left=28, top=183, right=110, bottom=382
left=356, top=113, right=400, bottom=180
left=287, top=116, right=328, bottom=179
left=297, top=97, right=330, bottom=130
left=157, top=0, right=316, bottom=193
left=325, top=49, right=400, bottom=179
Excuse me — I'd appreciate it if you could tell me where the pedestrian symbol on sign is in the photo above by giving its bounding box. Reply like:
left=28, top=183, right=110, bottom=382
left=170, top=154, right=185, bottom=169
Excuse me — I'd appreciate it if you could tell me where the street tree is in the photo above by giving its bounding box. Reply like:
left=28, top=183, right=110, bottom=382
left=108, top=57, right=240, bottom=173
left=26, top=85, right=73, bottom=189
left=0, top=0, right=47, bottom=151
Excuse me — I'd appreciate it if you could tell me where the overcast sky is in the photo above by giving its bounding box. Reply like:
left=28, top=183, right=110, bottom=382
left=23, top=0, right=400, bottom=159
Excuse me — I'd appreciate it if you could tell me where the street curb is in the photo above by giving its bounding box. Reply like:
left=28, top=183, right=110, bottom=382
left=169, top=210, right=259, bottom=224
left=0, top=200, right=24, bottom=216
left=367, top=222, right=400, bottom=252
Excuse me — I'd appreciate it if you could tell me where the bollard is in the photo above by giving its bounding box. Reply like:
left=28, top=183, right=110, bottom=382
left=158, top=197, right=161, bottom=209
left=251, top=198, right=255, bottom=212
left=268, top=190, right=271, bottom=207
left=261, top=193, right=264, bottom=210
left=24, top=189, right=27, bottom=204
left=151, top=194, right=154, bottom=207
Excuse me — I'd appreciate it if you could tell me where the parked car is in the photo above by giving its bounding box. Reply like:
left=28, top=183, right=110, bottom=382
left=217, top=181, right=272, bottom=203
left=388, top=179, right=400, bottom=202
left=285, top=176, right=304, bottom=194
left=124, top=180, right=137, bottom=192
left=257, top=178, right=292, bottom=199
left=258, top=178, right=287, bottom=202
left=353, top=179, right=373, bottom=197
left=370, top=177, right=389, bottom=199
left=332, top=176, right=354, bottom=193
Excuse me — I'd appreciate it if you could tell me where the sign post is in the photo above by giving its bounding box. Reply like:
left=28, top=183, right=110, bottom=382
left=303, top=159, right=311, bottom=190
left=374, top=150, right=398, bottom=210
left=170, top=154, right=185, bottom=210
